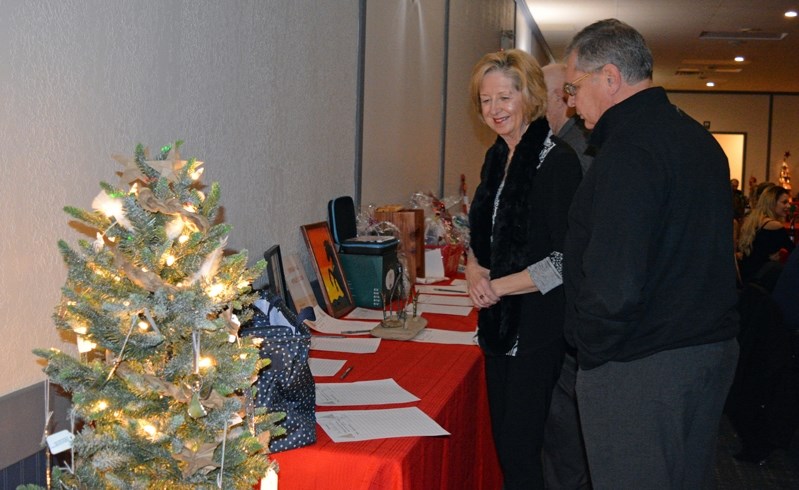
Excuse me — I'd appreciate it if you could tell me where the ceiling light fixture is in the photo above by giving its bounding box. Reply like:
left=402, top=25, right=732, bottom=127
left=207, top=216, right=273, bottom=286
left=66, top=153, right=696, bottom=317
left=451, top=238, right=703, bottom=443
left=734, top=56, right=745, bottom=62
left=699, top=31, right=787, bottom=41
left=706, top=81, right=716, bottom=87
left=786, top=10, right=798, bottom=18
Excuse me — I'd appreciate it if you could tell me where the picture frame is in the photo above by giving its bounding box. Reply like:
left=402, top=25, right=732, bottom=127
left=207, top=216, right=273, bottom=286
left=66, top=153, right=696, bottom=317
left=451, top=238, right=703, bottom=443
left=300, top=222, right=354, bottom=318
left=263, top=245, right=294, bottom=312
left=284, top=252, right=318, bottom=312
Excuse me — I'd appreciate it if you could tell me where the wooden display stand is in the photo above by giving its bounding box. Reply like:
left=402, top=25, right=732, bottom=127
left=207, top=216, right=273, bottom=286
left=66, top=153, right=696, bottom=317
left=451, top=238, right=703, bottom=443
left=374, top=207, right=425, bottom=284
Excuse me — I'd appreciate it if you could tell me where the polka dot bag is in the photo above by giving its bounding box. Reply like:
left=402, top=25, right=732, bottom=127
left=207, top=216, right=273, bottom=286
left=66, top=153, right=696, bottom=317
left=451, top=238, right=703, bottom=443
left=241, top=289, right=317, bottom=452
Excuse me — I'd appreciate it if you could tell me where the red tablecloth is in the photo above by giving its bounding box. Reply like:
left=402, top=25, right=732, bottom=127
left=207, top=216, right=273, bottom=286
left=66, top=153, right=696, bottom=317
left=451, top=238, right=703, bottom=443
left=271, top=307, right=501, bottom=489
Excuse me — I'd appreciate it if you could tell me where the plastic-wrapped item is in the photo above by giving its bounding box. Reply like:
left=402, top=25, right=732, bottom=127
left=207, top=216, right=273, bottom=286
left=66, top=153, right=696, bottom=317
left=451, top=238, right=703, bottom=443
left=409, top=192, right=469, bottom=249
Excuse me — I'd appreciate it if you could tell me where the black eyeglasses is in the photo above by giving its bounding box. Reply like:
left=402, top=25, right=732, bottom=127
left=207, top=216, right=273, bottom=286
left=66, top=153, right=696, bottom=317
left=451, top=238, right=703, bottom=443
left=563, top=72, right=592, bottom=96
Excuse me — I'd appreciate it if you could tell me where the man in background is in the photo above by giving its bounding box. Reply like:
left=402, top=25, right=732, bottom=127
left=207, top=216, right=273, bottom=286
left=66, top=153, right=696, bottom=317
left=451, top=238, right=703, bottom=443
left=562, top=19, right=739, bottom=488
left=540, top=62, right=592, bottom=490
left=543, top=63, right=593, bottom=175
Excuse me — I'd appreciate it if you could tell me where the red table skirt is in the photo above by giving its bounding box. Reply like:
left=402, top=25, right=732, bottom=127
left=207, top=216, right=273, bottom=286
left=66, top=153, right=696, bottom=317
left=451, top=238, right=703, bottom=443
left=271, top=308, right=501, bottom=489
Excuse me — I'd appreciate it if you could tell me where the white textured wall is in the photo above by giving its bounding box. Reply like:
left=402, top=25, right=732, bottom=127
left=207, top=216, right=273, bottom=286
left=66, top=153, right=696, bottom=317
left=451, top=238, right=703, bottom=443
left=0, top=0, right=358, bottom=397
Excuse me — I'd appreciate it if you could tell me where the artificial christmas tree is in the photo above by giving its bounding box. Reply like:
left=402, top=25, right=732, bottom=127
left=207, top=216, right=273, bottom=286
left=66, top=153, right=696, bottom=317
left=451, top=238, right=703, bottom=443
left=33, top=142, right=282, bottom=489
left=779, top=151, right=792, bottom=193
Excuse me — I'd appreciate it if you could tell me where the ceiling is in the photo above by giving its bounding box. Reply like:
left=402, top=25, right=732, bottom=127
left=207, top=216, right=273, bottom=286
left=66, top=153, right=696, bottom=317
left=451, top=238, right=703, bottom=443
left=525, top=0, right=799, bottom=93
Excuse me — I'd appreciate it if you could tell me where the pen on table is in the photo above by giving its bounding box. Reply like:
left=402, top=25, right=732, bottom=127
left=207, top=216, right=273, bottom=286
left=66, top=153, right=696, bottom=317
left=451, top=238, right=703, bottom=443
left=433, top=287, right=464, bottom=293
left=341, top=329, right=373, bottom=334
left=340, top=366, right=353, bottom=380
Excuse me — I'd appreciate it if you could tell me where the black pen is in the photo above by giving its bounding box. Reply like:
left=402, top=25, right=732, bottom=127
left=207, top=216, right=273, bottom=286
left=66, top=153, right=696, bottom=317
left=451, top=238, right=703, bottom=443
left=341, top=329, right=372, bottom=334
left=433, top=287, right=464, bottom=293
left=340, top=366, right=353, bottom=379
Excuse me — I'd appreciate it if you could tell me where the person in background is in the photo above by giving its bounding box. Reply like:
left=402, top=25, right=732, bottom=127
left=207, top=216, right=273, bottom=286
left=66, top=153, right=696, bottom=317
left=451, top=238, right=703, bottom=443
left=540, top=62, right=592, bottom=490
left=542, top=63, right=594, bottom=175
left=466, top=49, right=582, bottom=489
left=562, top=19, right=739, bottom=488
left=739, top=185, right=794, bottom=284
left=750, top=181, right=775, bottom=210
left=731, top=179, right=747, bottom=254
left=731, top=179, right=746, bottom=214
left=773, top=246, right=799, bottom=332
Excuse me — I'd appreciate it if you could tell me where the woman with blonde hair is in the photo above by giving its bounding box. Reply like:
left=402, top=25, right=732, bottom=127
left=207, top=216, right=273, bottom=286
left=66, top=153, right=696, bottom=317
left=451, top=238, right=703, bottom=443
left=739, top=184, right=794, bottom=283
left=466, top=49, right=582, bottom=489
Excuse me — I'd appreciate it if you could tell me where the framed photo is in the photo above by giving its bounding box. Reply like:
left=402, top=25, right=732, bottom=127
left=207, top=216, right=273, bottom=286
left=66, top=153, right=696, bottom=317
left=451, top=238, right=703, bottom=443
left=263, top=245, right=294, bottom=312
left=300, top=222, right=354, bottom=318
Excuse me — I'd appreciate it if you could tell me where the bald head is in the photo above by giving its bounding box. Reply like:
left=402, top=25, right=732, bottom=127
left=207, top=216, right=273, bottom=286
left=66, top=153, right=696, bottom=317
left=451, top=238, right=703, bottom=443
left=542, top=63, right=571, bottom=134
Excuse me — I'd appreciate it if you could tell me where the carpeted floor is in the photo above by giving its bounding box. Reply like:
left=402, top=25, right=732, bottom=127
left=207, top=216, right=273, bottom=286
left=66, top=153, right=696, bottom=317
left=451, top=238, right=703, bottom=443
left=715, top=415, right=799, bottom=489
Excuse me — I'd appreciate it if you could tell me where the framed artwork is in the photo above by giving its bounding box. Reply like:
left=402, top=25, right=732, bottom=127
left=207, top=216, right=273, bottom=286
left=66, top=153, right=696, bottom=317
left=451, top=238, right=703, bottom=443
left=263, top=245, right=293, bottom=312
left=283, top=252, right=318, bottom=312
left=300, top=222, right=354, bottom=318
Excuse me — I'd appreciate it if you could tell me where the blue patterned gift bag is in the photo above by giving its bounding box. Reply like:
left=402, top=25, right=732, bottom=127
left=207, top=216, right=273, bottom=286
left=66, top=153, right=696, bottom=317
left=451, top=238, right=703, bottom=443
left=241, top=289, right=317, bottom=452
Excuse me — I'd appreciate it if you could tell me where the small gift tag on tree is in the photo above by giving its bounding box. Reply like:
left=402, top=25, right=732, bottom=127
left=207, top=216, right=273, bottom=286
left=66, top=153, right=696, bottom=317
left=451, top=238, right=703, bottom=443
left=46, top=430, right=74, bottom=454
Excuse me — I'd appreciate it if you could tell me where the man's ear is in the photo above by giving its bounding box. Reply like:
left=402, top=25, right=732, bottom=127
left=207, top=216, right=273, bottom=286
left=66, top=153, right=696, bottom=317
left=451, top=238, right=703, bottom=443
left=602, top=64, right=623, bottom=95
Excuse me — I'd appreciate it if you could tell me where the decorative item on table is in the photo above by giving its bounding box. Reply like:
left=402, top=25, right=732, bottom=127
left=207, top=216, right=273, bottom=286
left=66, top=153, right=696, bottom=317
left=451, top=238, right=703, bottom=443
left=373, top=205, right=426, bottom=285
left=370, top=263, right=427, bottom=341
left=301, top=221, right=355, bottom=318
left=410, top=192, right=468, bottom=278
left=33, top=141, right=282, bottom=489
left=328, top=196, right=400, bottom=308
left=240, top=289, right=317, bottom=452
left=263, top=244, right=294, bottom=313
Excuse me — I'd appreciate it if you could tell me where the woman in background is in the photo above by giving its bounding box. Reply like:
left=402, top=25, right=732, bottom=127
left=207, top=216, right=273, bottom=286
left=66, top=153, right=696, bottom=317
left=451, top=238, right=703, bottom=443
left=739, top=184, right=794, bottom=284
left=465, top=49, right=582, bottom=489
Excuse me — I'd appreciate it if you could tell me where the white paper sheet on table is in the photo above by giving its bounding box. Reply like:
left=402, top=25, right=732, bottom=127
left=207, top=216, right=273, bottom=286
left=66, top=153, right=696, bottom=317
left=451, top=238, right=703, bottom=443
left=450, top=279, right=467, bottom=286
left=415, top=284, right=468, bottom=295
left=307, top=305, right=380, bottom=334
left=317, top=407, right=450, bottom=442
left=315, top=378, right=420, bottom=406
left=344, top=308, right=386, bottom=321
left=310, top=336, right=381, bottom=353
left=416, top=303, right=472, bottom=316
left=415, top=276, right=448, bottom=284
left=417, top=293, right=473, bottom=307
left=308, top=358, right=347, bottom=377
left=410, top=328, right=478, bottom=345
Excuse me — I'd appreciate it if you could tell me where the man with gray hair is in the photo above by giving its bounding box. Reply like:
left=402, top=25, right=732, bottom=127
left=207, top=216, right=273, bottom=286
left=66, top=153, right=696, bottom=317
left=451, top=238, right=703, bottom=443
left=562, top=19, right=739, bottom=488
left=542, top=63, right=593, bottom=175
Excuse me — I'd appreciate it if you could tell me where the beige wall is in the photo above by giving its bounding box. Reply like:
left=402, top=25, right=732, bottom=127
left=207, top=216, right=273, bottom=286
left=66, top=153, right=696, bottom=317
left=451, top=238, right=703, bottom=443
left=444, top=0, right=515, bottom=199
left=668, top=92, right=799, bottom=195
left=361, top=0, right=514, bottom=206
left=0, top=0, right=359, bottom=398
left=0, top=0, right=517, bottom=402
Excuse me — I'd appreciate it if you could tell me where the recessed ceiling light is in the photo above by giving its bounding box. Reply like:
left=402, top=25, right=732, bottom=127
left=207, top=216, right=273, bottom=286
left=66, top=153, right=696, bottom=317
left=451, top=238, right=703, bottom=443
left=706, top=81, right=716, bottom=87
left=734, top=56, right=745, bottom=62
left=786, top=10, right=798, bottom=18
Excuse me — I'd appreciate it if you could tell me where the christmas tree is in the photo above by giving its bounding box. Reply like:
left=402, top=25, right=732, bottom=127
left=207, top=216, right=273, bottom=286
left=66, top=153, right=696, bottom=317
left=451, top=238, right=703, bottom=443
left=779, top=151, right=792, bottom=192
left=33, top=142, right=283, bottom=489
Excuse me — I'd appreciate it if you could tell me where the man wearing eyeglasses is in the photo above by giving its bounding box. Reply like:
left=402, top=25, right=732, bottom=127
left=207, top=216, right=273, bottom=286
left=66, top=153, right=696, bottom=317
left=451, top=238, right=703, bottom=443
left=562, top=19, right=739, bottom=489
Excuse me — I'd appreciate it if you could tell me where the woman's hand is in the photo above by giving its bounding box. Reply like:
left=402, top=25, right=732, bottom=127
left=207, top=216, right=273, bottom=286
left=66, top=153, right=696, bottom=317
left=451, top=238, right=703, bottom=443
left=466, top=259, right=499, bottom=309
